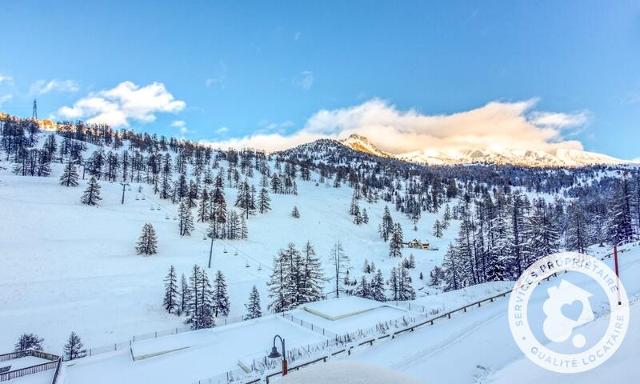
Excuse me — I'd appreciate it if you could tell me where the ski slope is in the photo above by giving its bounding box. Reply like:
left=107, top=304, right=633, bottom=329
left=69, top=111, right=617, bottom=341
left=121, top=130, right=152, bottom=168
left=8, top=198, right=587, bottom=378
left=0, top=156, right=456, bottom=354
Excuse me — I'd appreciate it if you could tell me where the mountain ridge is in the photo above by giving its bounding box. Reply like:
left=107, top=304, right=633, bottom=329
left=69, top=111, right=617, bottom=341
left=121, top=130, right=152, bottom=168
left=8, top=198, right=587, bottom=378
left=337, top=133, right=628, bottom=168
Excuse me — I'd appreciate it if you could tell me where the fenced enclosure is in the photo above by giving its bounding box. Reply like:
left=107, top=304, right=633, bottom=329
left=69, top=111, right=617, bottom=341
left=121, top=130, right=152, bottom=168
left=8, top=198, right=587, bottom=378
left=83, top=315, right=245, bottom=358
left=0, top=350, right=61, bottom=383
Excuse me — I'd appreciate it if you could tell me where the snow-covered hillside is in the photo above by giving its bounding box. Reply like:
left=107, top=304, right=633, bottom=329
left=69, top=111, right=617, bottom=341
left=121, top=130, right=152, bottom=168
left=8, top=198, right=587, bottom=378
left=0, top=148, right=456, bottom=354
left=346, top=244, right=640, bottom=384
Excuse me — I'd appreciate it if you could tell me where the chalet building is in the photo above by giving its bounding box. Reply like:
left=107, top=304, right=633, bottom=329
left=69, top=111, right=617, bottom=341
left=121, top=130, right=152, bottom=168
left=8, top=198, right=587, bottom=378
left=404, top=239, right=429, bottom=250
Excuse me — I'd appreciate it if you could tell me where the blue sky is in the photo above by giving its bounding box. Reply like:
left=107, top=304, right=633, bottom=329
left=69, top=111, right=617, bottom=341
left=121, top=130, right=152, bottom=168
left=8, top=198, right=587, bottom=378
left=1, top=0, right=639, bottom=158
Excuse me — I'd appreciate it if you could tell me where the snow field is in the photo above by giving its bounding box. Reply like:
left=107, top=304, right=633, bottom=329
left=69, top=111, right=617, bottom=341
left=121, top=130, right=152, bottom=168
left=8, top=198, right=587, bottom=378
left=64, top=315, right=326, bottom=384
left=0, top=152, right=455, bottom=354
left=346, top=246, right=640, bottom=384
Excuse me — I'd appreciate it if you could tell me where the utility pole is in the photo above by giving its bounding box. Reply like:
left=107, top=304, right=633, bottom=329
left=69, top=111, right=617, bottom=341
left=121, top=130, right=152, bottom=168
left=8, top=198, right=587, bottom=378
left=614, top=244, right=622, bottom=305
left=208, top=234, right=214, bottom=269
left=32, top=99, right=38, bottom=120
left=120, top=182, right=130, bottom=204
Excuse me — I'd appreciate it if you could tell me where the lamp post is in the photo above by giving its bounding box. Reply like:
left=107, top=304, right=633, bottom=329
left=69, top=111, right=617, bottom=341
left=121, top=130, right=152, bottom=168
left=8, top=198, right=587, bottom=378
left=268, top=334, right=288, bottom=376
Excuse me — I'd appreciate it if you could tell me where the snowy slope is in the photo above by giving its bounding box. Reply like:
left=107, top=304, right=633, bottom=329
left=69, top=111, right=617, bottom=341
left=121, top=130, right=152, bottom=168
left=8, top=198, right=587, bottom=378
left=346, top=245, right=640, bottom=384
left=0, top=155, right=456, bottom=353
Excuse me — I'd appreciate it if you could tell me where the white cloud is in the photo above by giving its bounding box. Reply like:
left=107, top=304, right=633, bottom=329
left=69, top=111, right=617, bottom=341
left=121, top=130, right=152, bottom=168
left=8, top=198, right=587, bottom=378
left=0, top=94, right=13, bottom=107
left=215, top=126, right=229, bottom=135
left=258, top=119, right=294, bottom=134
left=202, top=98, right=589, bottom=154
left=0, top=74, right=13, bottom=85
left=30, top=79, right=79, bottom=95
left=57, top=81, right=185, bottom=127
left=171, top=120, right=188, bottom=136
left=293, top=71, right=314, bottom=90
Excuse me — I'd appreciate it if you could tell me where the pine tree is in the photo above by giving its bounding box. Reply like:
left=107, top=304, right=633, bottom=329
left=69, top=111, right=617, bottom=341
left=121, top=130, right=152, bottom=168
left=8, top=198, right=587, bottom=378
left=14, top=334, right=44, bottom=353
left=362, top=208, right=369, bottom=224
left=608, top=176, right=634, bottom=245
left=63, top=332, right=86, bottom=360
left=525, top=199, right=560, bottom=265
left=300, top=241, right=324, bottom=303
left=259, top=187, right=271, bottom=214
left=369, top=269, right=386, bottom=301
left=211, top=186, right=227, bottom=239
left=163, top=265, right=179, bottom=313
left=389, top=223, right=404, bottom=258
left=212, top=270, right=230, bottom=317
left=379, top=206, right=394, bottom=241
left=179, top=273, right=190, bottom=315
left=397, top=266, right=416, bottom=301
left=178, top=200, right=194, bottom=236
left=291, top=206, right=300, bottom=218
left=81, top=176, right=102, bottom=206
left=330, top=241, right=350, bottom=297
left=60, top=159, right=79, bottom=187
left=136, top=223, right=158, bottom=255
left=566, top=202, right=588, bottom=253
left=196, top=269, right=215, bottom=329
left=354, top=275, right=370, bottom=298
left=387, top=267, right=400, bottom=301
left=432, top=219, right=444, bottom=238
left=268, top=248, right=291, bottom=313
left=197, top=188, right=211, bottom=222
left=244, top=285, right=262, bottom=320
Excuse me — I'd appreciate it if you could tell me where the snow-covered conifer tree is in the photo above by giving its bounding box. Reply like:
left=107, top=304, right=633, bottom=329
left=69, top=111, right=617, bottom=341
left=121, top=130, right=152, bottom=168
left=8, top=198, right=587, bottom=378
left=60, top=159, right=79, bottom=187
left=81, top=176, right=102, bottom=206
left=63, top=332, right=86, bottom=360
left=212, top=270, right=230, bottom=317
left=163, top=265, right=179, bottom=313
left=178, top=200, right=194, bottom=236
left=136, top=223, right=158, bottom=255
left=244, top=285, right=262, bottom=320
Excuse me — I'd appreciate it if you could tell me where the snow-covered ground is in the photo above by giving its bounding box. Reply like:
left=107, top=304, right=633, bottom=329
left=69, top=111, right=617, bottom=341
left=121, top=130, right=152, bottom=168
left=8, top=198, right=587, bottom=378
left=64, top=315, right=326, bottom=384
left=346, top=245, right=640, bottom=384
left=0, top=158, right=454, bottom=354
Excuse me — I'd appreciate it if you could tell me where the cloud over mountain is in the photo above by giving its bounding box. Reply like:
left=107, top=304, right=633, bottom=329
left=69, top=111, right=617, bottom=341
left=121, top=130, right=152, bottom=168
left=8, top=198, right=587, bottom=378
left=202, top=98, right=589, bottom=154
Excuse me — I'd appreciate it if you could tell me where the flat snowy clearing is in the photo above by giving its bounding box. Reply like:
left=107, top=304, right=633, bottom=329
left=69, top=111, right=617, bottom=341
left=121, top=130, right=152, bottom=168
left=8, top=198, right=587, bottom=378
left=301, top=296, right=386, bottom=320
left=291, top=306, right=411, bottom=335
left=64, top=315, right=325, bottom=384
left=1, top=356, right=49, bottom=371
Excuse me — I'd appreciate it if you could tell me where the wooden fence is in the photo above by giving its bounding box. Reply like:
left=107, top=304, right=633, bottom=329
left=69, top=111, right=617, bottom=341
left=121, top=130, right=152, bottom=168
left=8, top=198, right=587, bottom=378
left=0, top=350, right=61, bottom=383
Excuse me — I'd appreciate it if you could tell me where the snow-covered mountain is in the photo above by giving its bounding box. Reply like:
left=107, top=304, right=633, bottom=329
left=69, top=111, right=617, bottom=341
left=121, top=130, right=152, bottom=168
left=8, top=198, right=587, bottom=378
left=398, top=147, right=627, bottom=167
left=340, top=134, right=391, bottom=158
left=339, top=134, right=627, bottom=167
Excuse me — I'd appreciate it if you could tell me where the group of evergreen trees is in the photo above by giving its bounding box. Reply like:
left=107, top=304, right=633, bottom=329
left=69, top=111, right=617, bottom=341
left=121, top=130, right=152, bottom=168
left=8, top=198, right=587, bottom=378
left=267, top=242, right=324, bottom=312
left=14, top=332, right=86, bottom=361
left=163, top=265, right=231, bottom=329
left=354, top=257, right=416, bottom=302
